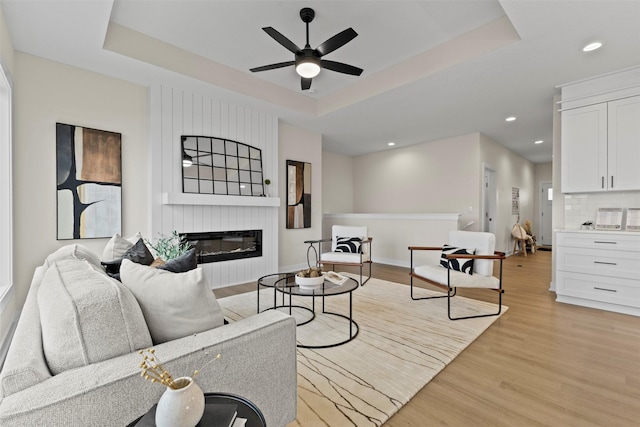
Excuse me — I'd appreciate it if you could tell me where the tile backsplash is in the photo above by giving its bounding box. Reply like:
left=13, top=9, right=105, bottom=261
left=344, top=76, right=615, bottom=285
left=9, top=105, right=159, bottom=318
left=564, top=191, right=640, bottom=228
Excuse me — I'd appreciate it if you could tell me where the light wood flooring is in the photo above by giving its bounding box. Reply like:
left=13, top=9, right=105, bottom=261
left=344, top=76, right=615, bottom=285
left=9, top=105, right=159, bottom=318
left=214, top=251, right=640, bottom=426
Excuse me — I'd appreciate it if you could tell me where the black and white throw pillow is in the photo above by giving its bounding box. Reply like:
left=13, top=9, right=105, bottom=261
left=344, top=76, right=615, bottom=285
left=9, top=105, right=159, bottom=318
left=335, top=236, right=362, bottom=253
left=439, top=245, right=475, bottom=275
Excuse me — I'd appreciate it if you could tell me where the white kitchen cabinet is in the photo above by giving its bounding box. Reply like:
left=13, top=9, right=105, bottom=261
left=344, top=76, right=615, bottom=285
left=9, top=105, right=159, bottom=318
left=555, top=231, right=640, bottom=316
left=608, top=96, right=640, bottom=191
left=561, top=95, right=640, bottom=193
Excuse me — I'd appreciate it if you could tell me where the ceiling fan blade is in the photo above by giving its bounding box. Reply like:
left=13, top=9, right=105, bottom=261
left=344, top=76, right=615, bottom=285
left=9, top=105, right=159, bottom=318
left=316, top=28, right=358, bottom=56
left=301, top=77, right=312, bottom=90
left=321, top=60, right=363, bottom=76
left=250, top=61, right=295, bottom=73
left=262, top=27, right=301, bottom=54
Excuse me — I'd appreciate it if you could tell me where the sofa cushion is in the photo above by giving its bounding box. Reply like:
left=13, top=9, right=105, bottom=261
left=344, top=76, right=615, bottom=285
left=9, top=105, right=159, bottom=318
left=414, top=264, right=499, bottom=289
left=37, top=259, right=152, bottom=375
left=44, top=244, right=103, bottom=270
left=119, top=259, right=225, bottom=344
left=0, top=266, right=52, bottom=399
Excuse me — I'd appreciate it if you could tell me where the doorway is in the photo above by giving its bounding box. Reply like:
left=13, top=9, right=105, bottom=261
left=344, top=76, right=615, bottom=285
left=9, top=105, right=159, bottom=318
left=482, top=165, right=497, bottom=235
left=539, top=181, right=553, bottom=246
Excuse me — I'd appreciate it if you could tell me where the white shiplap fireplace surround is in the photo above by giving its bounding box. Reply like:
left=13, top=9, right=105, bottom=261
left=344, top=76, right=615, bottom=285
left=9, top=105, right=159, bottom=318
left=150, top=85, right=279, bottom=289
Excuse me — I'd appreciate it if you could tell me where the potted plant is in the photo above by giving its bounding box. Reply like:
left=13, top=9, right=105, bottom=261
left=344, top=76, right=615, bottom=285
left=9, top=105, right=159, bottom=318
left=264, top=179, right=271, bottom=197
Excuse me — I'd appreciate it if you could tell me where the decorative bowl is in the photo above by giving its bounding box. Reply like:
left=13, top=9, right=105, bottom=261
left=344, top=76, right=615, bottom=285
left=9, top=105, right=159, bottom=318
left=295, top=273, right=325, bottom=290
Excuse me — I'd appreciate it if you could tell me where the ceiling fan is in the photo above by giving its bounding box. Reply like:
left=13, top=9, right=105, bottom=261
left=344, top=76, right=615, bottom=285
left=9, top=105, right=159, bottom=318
left=250, top=7, right=363, bottom=91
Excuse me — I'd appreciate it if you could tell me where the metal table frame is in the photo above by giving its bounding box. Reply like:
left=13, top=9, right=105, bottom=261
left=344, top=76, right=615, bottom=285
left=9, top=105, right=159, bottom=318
left=275, top=275, right=359, bottom=349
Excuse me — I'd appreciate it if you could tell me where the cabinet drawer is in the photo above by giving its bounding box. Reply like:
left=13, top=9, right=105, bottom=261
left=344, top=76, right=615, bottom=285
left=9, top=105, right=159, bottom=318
left=556, top=246, right=640, bottom=280
left=557, top=271, right=640, bottom=308
left=557, top=232, right=640, bottom=251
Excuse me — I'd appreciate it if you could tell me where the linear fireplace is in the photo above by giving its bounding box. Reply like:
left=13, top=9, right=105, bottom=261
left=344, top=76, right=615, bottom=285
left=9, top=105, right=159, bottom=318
left=180, top=230, right=262, bottom=264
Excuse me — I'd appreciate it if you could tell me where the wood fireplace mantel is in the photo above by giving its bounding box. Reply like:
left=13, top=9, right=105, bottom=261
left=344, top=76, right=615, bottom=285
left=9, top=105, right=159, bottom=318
left=162, top=193, right=280, bottom=207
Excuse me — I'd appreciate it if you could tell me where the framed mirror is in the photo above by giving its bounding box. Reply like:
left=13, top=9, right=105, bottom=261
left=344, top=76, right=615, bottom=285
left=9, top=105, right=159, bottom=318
left=182, top=136, right=265, bottom=197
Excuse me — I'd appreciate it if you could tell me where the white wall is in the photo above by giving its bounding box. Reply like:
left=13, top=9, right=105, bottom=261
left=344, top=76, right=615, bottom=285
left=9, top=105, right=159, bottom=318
left=278, top=122, right=323, bottom=272
left=322, top=150, right=354, bottom=214
left=321, top=132, right=536, bottom=255
left=150, top=84, right=279, bottom=288
left=0, top=3, right=15, bottom=362
left=479, top=133, right=536, bottom=253
left=12, top=53, right=149, bottom=308
left=353, top=133, right=480, bottom=221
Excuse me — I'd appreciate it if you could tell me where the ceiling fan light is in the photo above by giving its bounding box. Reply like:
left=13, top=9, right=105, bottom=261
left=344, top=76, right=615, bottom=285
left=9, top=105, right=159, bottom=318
left=296, top=60, right=320, bottom=78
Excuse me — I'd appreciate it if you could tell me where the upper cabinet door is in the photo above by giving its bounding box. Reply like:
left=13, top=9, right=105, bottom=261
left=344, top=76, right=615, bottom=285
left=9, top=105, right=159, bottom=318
left=608, top=96, right=640, bottom=191
left=561, top=103, right=608, bottom=193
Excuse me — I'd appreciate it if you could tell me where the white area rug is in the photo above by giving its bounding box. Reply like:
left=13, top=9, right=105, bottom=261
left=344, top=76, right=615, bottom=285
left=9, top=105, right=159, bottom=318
left=220, top=276, right=506, bottom=426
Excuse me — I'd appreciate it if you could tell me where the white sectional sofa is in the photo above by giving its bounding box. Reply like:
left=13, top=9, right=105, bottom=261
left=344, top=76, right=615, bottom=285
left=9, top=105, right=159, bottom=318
left=0, top=245, right=297, bottom=426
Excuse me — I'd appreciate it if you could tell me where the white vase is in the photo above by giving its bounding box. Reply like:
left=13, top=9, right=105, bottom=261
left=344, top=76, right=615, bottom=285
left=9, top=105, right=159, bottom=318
left=155, top=376, right=205, bottom=427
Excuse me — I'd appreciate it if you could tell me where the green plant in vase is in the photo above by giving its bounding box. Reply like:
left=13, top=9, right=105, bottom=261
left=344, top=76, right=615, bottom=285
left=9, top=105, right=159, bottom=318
left=264, top=179, right=271, bottom=197
left=145, top=230, right=191, bottom=261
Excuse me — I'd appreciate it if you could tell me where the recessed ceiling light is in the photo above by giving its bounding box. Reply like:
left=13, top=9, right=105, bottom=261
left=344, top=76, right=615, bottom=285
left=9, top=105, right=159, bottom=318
left=505, top=116, right=516, bottom=122
left=534, top=140, right=544, bottom=144
left=583, top=41, right=602, bottom=52
left=388, top=142, right=395, bottom=146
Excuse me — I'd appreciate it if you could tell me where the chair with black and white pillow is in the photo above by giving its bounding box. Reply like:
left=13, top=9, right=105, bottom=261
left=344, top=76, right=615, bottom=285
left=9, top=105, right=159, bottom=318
left=408, top=230, right=505, bottom=320
left=318, top=225, right=372, bottom=285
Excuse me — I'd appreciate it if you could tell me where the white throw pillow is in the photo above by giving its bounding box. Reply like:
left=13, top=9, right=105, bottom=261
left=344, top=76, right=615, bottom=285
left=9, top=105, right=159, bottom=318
left=119, top=259, right=225, bottom=344
left=102, top=232, right=145, bottom=262
left=102, top=233, right=134, bottom=262
left=37, top=259, right=152, bottom=375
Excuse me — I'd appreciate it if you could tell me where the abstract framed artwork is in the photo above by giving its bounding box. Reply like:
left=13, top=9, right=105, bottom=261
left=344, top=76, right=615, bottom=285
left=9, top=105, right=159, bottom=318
left=56, top=123, right=122, bottom=239
left=286, top=160, right=311, bottom=229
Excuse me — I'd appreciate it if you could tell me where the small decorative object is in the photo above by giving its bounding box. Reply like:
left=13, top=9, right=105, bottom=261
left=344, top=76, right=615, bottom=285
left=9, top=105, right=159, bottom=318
left=264, top=179, right=271, bottom=197
left=155, top=376, right=205, bottom=427
left=139, top=348, right=221, bottom=427
left=325, top=271, right=348, bottom=286
left=296, top=267, right=324, bottom=289
left=596, top=207, right=623, bottom=231
left=626, top=208, right=640, bottom=232
left=146, top=230, right=191, bottom=261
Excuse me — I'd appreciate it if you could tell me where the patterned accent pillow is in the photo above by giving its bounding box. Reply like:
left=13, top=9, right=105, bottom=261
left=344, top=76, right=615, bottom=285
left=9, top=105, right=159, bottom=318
left=439, top=245, right=476, bottom=275
left=335, top=236, right=362, bottom=253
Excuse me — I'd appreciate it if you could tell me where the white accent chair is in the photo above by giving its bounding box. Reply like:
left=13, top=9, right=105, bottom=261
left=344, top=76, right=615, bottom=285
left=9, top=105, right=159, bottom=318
left=408, top=230, right=505, bottom=320
left=316, top=225, right=372, bottom=285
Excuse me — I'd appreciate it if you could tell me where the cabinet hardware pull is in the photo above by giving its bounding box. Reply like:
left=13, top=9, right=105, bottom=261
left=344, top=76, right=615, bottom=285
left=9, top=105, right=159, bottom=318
left=593, top=241, right=617, bottom=244
left=611, top=176, right=614, bottom=188
left=594, top=287, right=617, bottom=292
left=601, top=176, right=604, bottom=189
left=594, top=261, right=617, bottom=265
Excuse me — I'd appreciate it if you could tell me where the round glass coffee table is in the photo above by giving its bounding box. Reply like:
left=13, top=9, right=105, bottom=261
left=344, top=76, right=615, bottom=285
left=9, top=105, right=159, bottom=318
left=256, top=273, right=315, bottom=326
left=274, top=275, right=359, bottom=349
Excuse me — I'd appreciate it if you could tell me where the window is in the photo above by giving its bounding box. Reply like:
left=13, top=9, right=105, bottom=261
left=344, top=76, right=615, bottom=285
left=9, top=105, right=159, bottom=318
left=181, top=136, right=265, bottom=196
left=0, top=63, right=13, bottom=301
